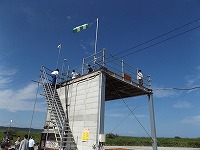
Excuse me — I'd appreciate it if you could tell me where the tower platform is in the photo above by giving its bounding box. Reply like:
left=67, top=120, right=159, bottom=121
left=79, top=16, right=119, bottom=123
left=105, top=70, right=152, bottom=101
left=60, top=67, right=152, bottom=101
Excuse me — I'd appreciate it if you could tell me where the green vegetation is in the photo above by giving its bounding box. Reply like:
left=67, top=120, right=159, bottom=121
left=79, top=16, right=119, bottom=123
left=0, top=126, right=42, bottom=145
left=105, top=133, right=200, bottom=148
left=1, top=128, right=200, bottom=148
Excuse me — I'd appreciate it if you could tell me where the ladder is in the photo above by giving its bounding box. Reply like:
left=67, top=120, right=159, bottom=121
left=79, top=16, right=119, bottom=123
left=40, top=66, right=77, bottom=150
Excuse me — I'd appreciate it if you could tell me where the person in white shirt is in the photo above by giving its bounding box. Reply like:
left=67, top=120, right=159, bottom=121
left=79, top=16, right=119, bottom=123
left=137, top=69, right=143, bottom=86
left=71, top=70, right=78, bottom=79
left=28, top=136, right=35, bottom=150
left=50, top=69, right=59, bottom=85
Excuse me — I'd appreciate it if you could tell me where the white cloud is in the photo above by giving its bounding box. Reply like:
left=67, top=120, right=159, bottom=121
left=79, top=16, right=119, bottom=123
left=67, top=16, right=71, bottom=21
left=106, top=113, right=124, bottom=118
left=21, top=6, right=38, bottom=25
left=80, top=44, right=86, bottom=50
left=126, top=130, right=137, bottom=135
left=0, top=65, right=46, bottom=112
left=181, top=115, right=200, bottom=125
left=130, top=114, right=146, bottom=118
left=79, top=39, right=96, bottom=55
left=0, top=68, right=17, bottom=76
left=89, top=39, right=95, bottom=47
left=0, top=66, right=17, bottom=88
left=173, top=101, right=192, bottom=109
left=0, top=77, right=12, bottom=86
left=153, top=66, right=200, bottom=99
left=106, top=108, right=146, bottom=119
left=0, top=65, right=45, bottom=112
left=105, top=107, right=125, bottom=118
left=152, top=83, right=175, bottom=98
left=0, top=122, right=13, bottom=127
left=153, top=85, right=192, bottom=100
left=153, top=89, right=176, bottom=98
left=185, top=66, right=200, bottom=86
left=0, top=83, right=46, bottom=112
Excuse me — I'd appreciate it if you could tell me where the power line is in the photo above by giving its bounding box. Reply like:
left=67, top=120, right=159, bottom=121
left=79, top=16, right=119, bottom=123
left=153, top=86, right=200, bottom=91
left=111, top=18, right=200, bottom=58
left=152, top=86, right=200, bottom=100
left=110, top=111, right=132, bottom=133
left=105, top=24, right=200, bottom=62
left=106, top=77, right=152, bottom=140
left=156, top=90, right=190, bottom=100
left=110, top=102, right=142, bottom=133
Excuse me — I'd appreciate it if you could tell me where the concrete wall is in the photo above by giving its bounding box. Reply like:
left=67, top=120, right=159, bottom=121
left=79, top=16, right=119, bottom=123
left=59, top=71, right=105, bottom=150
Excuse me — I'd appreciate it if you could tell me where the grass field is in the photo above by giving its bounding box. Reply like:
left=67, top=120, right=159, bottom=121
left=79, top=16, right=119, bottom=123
left=0, top=128, right=199, bottom=148
left=105, top=135, right=200, bottom=148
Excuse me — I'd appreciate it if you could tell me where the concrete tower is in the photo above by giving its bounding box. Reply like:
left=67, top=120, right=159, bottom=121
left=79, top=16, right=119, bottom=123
left=39, top=50, right=157, bottom=150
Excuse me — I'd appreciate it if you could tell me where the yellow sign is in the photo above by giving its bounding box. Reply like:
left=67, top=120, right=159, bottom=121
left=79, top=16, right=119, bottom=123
left=82, top=128, right=90, bottom=141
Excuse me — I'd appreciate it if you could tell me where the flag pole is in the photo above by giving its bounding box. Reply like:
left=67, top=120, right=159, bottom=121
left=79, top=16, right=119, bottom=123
left=94, top=18, right=98, bottom=64
left=56, top=44, right=61, bottom=69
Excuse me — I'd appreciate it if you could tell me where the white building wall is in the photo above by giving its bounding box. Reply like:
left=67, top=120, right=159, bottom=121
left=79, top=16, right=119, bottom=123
left=58, top=71, right=105, bottom=150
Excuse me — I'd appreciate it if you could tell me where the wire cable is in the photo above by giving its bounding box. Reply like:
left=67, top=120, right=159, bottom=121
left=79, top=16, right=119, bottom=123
left=153, top=86, right=200, bottom=91
left=152, top=86, right=200, bottom=100
left=106, top=76, right=153, bottom=140
left=105, top=25, right=200, bottom=62
left=121, top=98, right=152, bottom=139
left=109, top=98, right=144, bottom=133
left=28, top=76, right=41, bottom=138
left=110, top=106, right=136, bottom=133
left=111, top=18, right=200, bottom=58
left=157, top=90, right=190, bottom=100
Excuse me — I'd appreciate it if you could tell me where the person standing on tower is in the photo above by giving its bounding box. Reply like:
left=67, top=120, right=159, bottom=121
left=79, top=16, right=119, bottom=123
left=137, top=69, right=143, bottom=86
left=87, top=65, right=93, bottom=73
left=50, top=69, right=59, bottom=86
left=71, top=70, right=78, bottom=79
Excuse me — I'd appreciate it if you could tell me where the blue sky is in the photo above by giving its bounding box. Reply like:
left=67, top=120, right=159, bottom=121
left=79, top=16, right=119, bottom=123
left=0, top=0, right=200, bottom=138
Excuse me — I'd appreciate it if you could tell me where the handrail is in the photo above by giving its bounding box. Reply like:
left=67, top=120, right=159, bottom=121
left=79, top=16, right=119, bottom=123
left=60, top=49, right=151, bottom=88
left=40, top=66, right=78, bottom=149
left=40, top=66, right=66, bottom=147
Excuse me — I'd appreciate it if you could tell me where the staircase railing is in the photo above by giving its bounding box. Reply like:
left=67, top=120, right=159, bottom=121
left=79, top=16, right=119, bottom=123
left=40, top=66, right=77, bottom=150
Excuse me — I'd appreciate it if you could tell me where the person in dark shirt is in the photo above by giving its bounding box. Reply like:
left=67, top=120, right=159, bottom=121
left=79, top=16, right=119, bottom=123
left=1, top=139, right=11, bottom=150
left=87, top=65, right=93, bottom=73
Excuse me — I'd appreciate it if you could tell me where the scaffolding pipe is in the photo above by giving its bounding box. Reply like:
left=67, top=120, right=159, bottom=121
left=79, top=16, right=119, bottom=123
left=82, top=58, right=85, bottom=75
left=121, top=60, right=124, bottom=75
left=102, top=48, right=105, bottom=67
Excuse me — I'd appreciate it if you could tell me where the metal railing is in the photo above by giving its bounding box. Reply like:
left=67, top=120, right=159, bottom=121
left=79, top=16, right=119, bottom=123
left=40, top=66, right=77, bottom=150
left=65, top=49, right=152, bottom=87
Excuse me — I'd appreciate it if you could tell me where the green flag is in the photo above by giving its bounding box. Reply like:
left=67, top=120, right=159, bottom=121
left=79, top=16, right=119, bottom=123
left=73, top=24, right=89, bottom=33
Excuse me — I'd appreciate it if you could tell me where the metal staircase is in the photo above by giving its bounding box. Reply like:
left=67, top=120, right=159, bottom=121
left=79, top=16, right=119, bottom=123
left=40, top=66, right=77, bottom=150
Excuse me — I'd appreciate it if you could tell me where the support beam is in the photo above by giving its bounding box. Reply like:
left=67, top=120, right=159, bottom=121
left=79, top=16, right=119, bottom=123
left=97, top=68, right=106, bottom=149
left=148, top=93, right=157, bottom=150
left=99, top=69, right=106, bottom=134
